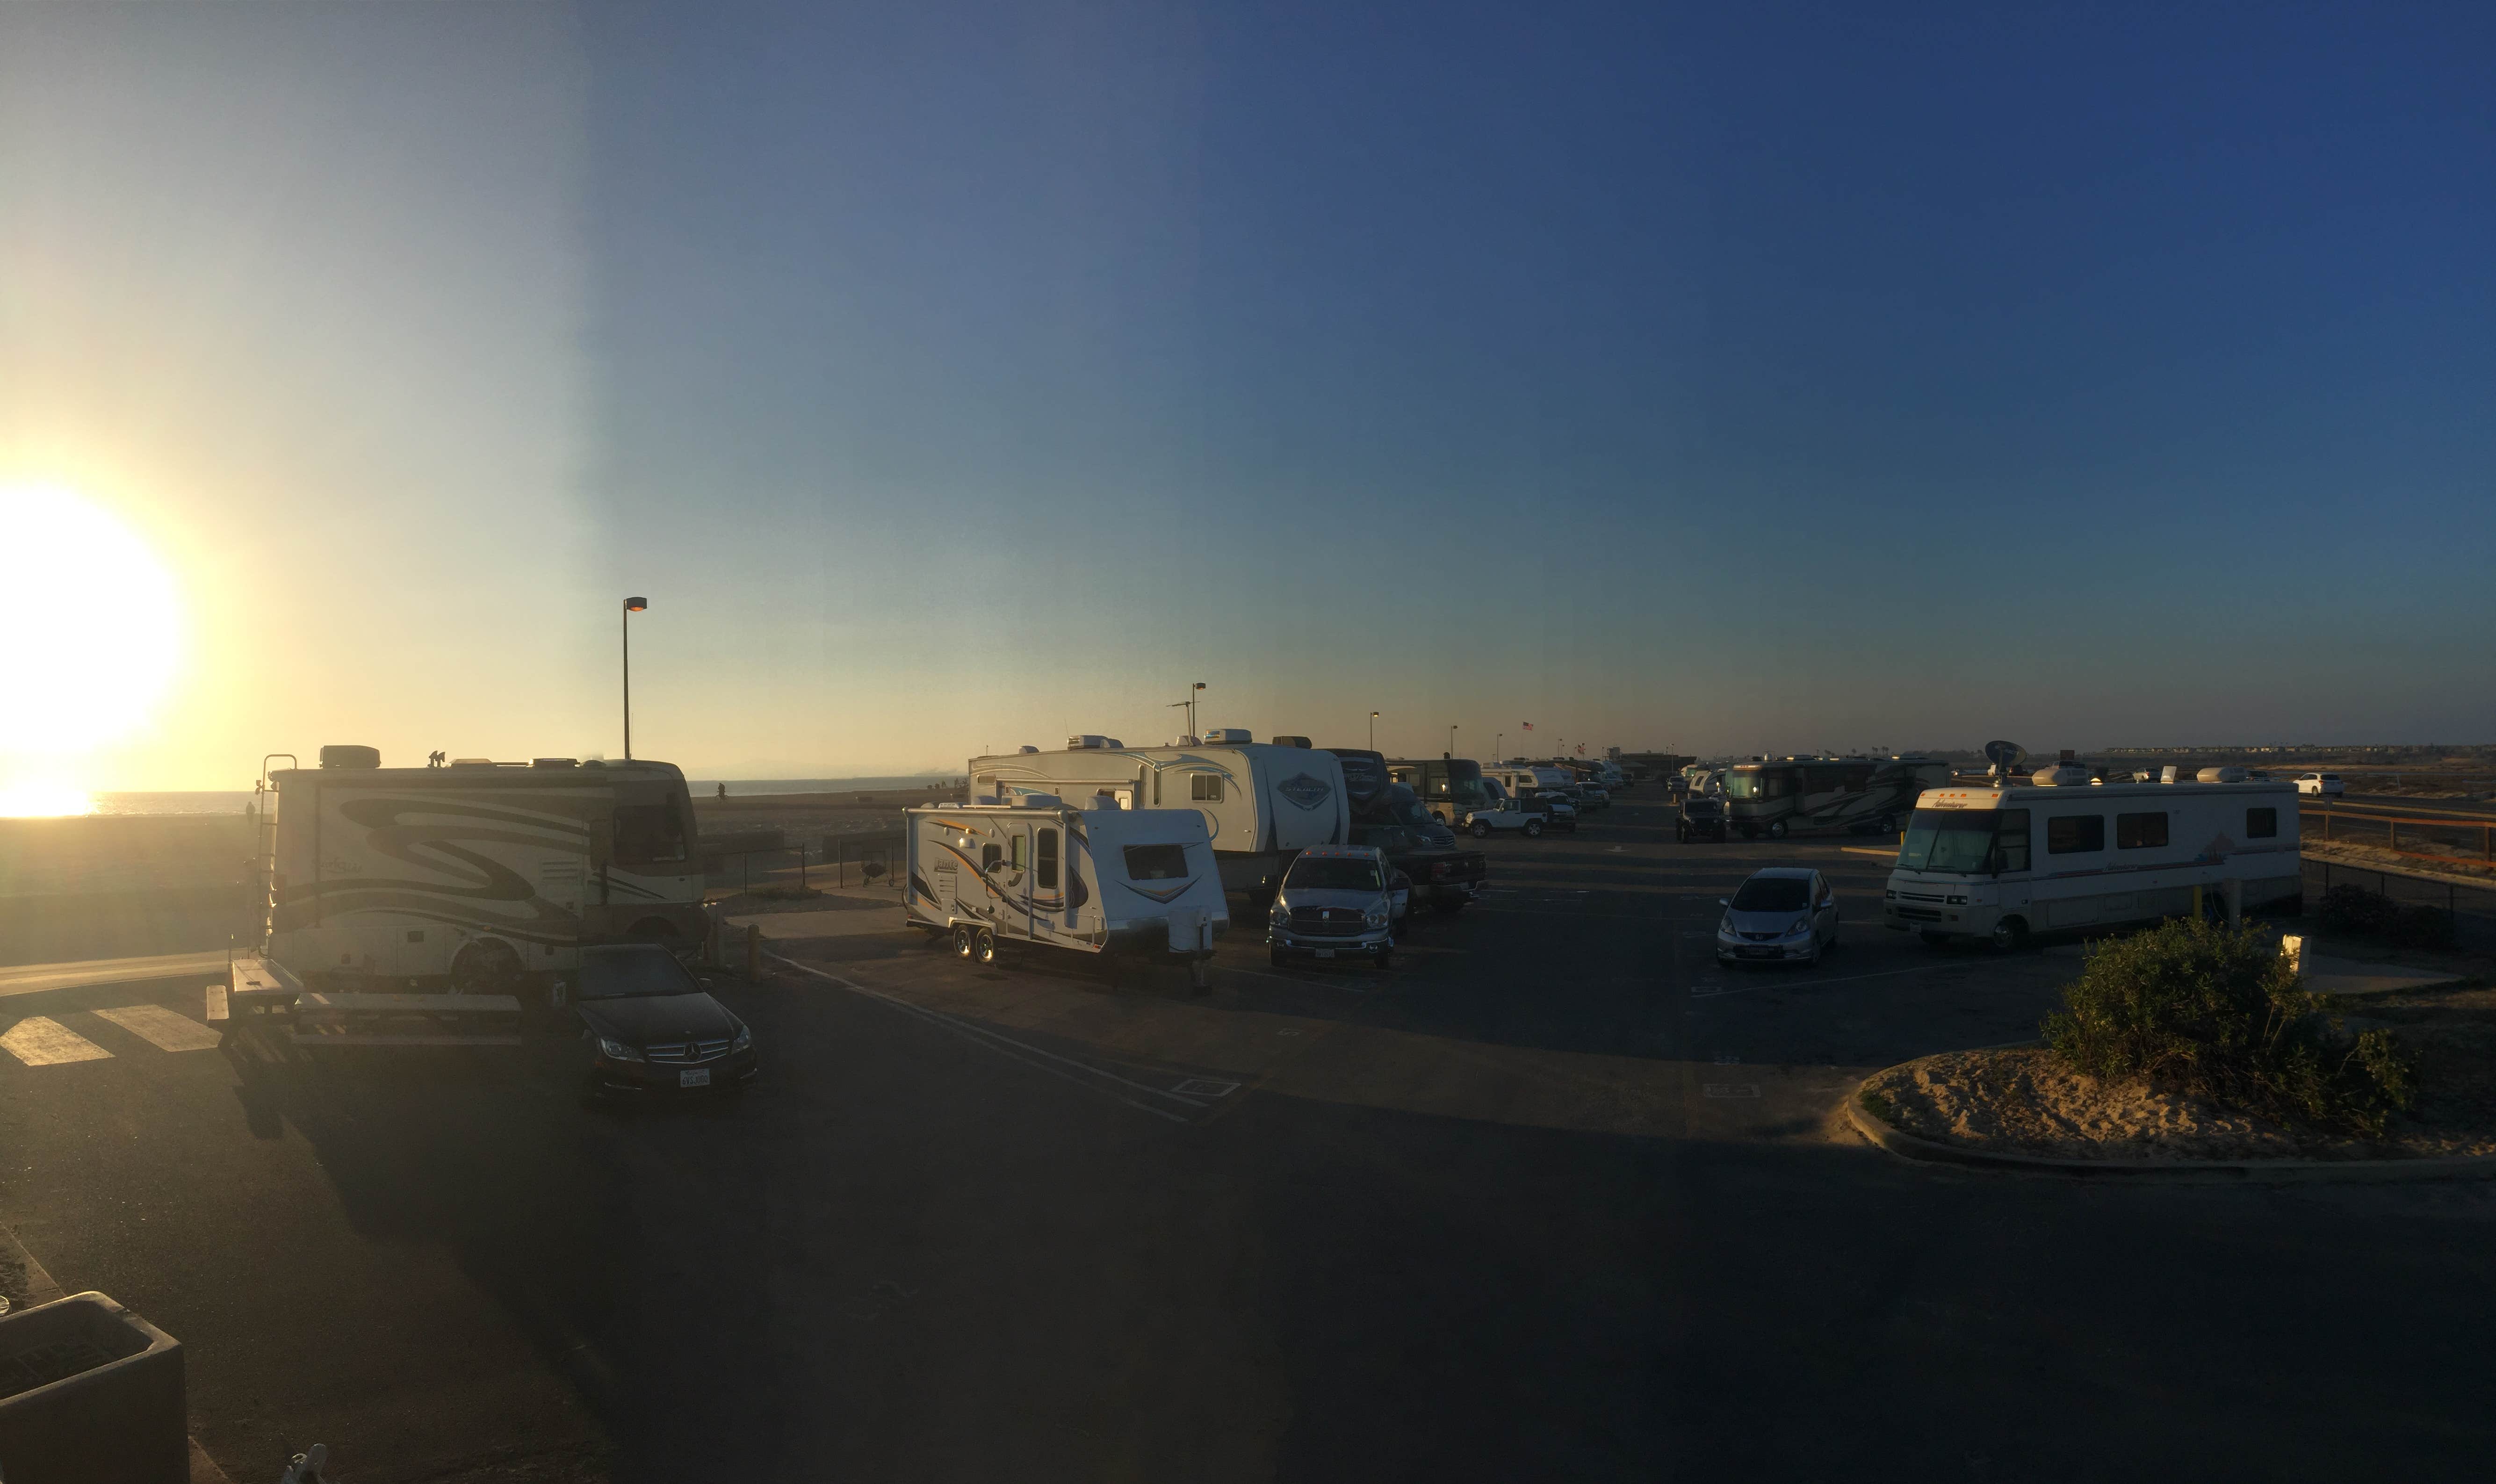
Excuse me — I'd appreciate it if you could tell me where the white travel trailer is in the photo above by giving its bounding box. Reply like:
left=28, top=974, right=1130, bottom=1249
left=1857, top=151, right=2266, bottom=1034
left=967, top=732, right=1349, bottom=897
left=1883, top=776, right=2302, bottom=949
left=905, top=797, right=1227, bottom=990
left=257, top=749, right=709, bottom=994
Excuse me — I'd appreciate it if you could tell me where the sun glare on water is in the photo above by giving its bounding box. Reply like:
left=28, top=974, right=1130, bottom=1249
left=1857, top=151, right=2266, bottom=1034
left=0, top=483, right=182, bottom=815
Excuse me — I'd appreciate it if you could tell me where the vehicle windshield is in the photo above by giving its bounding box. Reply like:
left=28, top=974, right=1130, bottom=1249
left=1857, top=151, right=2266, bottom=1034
left=1383, top=786, right=1435, bottom=829
left=1722, top=772, right=1758, bottom=799
left=577, top=948, right=700, bottom=1000
left=1730, top=877, right=1811, bottom=912
left=1898, top=809, right=2001, bottom=872
left=1286, top=857, right=1384, bottom=893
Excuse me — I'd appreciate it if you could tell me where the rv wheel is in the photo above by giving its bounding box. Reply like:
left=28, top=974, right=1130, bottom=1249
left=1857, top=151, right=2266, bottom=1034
left=450, top=939, right=523, bottom=995
left=1768, top=820, right=1789, bottom=840
left=952, top=924, right=975, bottom=959
left=1990, top=917, right=2029, bottom=952
left=1876, top=814, right=1897, bottom=836
left=975, top=929, right=997, bottom=965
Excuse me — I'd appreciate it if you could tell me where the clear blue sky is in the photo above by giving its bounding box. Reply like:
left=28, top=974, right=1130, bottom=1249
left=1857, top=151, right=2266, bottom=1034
left=4, top=2, right=2490, bottom=787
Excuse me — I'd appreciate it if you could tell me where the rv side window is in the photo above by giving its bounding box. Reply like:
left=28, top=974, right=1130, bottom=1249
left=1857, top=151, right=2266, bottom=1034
left=1037, top=829, right=1059, bottom=889
left=981, top=843, right=1003, bottom=872
left=1761, top=771, right=1796, bottom=799
left=2245, top=807, right=2278, bottom=839
left=1123, top=843, right=1189, bottom=881
left=1010, top=835, right=1026, bottom=871
left=1805, top=766, right=1845, bottom=794
left=2116, top=812, right=2169, bottom=850
left=613, top=803, right=688, bottom=865
left=1995, top=810, right=2031, bottom=872
left=1191, top=775, right=1225, bottom=802
left=1843, top=766, right=1871, bottom=792
left=2047, top=815, right=2105, bottom=854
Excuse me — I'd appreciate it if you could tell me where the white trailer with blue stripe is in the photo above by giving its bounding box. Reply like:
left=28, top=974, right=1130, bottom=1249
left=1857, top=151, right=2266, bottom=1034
left=905, top=795, right=1229, bottom=991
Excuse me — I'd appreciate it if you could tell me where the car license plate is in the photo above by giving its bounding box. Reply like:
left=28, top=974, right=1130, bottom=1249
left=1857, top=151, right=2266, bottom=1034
left=1738, top=947, right=1776, bottom=959
left=679, top=1068, right=711, bottom=1088
left=1314, top=949, right=1336, bottom=959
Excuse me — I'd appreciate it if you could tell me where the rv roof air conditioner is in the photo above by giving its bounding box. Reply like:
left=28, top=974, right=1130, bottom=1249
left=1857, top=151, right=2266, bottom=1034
left=2029, top=764, right=2092, bottom=786
left=1067, top=735, right=1125, bottom=750
left=318, top=745, right=381, bottom=769
left=1010, top=792, right=1064, bottom=809
left=2197, top=766, right=2249, bottom=784
left=1270, top=735, right=1312, bottom=749
left=1203, top=728, right=1253, bottom=744
left=1019, top=745, right=1040, bottom=754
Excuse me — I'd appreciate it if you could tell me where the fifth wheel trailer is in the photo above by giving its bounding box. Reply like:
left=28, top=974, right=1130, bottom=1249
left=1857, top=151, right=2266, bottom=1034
left=1883, top=776, right=2301, bottom=948
left=967, top=733, right=1349, bottom=897
left=255, top=749, right=709, bottom=995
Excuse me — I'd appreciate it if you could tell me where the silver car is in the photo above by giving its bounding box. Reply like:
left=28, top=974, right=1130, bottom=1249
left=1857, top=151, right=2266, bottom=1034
left=1715, top=867, right=1840, bottom=966
left=1267, top=845, right=1397, bottom=969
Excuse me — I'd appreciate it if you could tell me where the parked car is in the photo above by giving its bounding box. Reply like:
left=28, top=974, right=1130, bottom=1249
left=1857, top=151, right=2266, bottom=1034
left=1715, top=867, right=1840, bottom=966
left=1348, top=821, right=1486, bottom=915
left=2296, top=772, right=2345, bottom=796
left=1459, top=781, right=1545, bottom=838
left=1572, top=782, right=1610, bottom=811
left=1677, top=794, right=1728, bottom=843
left=1267, top=844, right=1398, bottom=968
left=1522, top=789, right=1579, bottom=832
left=563, top=943, right=758, bottom=1104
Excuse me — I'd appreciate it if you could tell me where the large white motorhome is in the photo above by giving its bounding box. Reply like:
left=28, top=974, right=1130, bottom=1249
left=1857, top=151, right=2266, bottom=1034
left=968, top=732, right=1349, bottom=897
left=904, top=796, right=1227, bottom=990
left=1883, top=774, right=2301, bottom=949
left=257, top=748, right=709, bottom=994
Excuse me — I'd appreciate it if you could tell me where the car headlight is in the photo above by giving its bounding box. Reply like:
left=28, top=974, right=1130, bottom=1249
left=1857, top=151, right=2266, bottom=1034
left=1717, top=914, right=1735, bottom=936
left=1783, top=918, right=1814, bottom=938
left=732, top=1023, right=752, bottom=1053
left=1270, top=899, right=1291, bottom=926
left=597, top=1037, right=643, bottom=1062
left=1365, top=904, right=1388, bottom=928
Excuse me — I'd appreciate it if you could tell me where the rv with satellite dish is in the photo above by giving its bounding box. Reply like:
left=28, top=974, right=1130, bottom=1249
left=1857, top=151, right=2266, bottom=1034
left=1722, top=756, right=1952, bottom=838
left=1885, top=770, right=2301, bottom=949
left=904, top=794, right=1226, bottom=991
left=967, top=732, right=1348, bottom=898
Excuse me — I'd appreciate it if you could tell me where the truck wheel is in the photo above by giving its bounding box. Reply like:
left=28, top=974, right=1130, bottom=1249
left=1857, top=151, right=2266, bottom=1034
left=1769, top=820, right=1789, bottom=840
left=1268, top=946, right=1289, bottom=968
left=1471, top=820, right=1491, bottom=838
left=1373, top=946, right=1394, bottom=970
left=975, top=928, right=997, bottom=965
left=1990, top=917, right=2029, bottom=952
left=952, top=924, right=975, bottom=959
left=1523, top=820, right=1544, bottom=838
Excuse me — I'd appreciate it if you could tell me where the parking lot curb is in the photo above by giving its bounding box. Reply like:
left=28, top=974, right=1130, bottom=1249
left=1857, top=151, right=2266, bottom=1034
left=1844, top=1072, right=2496, bottom=1184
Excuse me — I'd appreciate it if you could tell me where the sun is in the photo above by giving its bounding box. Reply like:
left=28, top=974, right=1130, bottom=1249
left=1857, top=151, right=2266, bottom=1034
left=0, top=484, right=183, bottom=756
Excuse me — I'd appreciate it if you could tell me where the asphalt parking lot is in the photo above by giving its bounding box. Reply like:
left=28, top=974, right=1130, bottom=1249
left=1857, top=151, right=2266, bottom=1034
left=6, top=794, right=2495, bottom=1481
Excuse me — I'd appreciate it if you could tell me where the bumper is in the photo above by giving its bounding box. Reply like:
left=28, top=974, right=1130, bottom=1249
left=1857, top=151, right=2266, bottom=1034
left=1268, top=929, right=1393, bottom=958
left=590, top=1049, right=760, bottom=1096
left=1884, top=903, right=1997, bottom=935
left=1715, top=936, right=1816, bottom=961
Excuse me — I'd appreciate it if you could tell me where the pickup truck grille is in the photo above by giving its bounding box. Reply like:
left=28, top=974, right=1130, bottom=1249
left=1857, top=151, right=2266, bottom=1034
left=646, top=1037, right=734, bottom=1065
left=1289, top=907, right=1369, bottom=937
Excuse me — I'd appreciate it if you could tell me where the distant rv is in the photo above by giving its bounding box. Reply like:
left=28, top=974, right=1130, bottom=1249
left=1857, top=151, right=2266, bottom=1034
left=1723, top=756, right=1952, bottom=839
left=968, top=732, right=1348, bottom=897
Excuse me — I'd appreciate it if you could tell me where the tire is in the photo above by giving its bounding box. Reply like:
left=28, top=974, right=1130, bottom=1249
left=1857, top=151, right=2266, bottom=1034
left=952, top=924, right=975, bottom=959
left=1768, top=819, right=1789, bottom=840
left=1523, top=820, right=1544, bottom=838
left=1190, top=958, right=1212, bottom=994
left=1269, top=947, right=1289, bottom=968
left=975, top=929, right=997, bottom=965
left=1990, top=916, right=2028, bottom=952
left=1373, top=947, right=1394, bottom=970
left=450, top=938, right=523, bottom=995
left=1471, top=820, right=1491, bottom=838
left=1876, top=814, right=1896, bottom=836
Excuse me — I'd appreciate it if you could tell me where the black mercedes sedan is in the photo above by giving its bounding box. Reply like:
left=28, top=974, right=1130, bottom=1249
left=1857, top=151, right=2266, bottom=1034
left=563, top=943, right=758, bottom=1103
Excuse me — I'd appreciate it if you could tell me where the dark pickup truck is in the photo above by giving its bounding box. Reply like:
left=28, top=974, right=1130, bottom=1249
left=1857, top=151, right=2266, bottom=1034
left=1349, top=821, right=1487, bottom=915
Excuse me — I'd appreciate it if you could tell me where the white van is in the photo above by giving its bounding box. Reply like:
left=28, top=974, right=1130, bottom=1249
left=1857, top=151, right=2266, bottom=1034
left=1883, top=778, right=2300, bottom=949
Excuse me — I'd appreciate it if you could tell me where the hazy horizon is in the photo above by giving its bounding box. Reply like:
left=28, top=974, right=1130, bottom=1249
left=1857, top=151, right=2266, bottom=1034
left=5, top=2, right=2490, bottom=798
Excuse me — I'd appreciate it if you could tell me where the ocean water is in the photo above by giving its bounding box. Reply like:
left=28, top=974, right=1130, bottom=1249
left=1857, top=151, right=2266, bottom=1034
left=50, top=777, right=957, bottom=818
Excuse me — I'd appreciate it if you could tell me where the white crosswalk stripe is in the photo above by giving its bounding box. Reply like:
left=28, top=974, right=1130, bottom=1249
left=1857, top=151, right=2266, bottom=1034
left=0, top=1016, right=115, bottom=1066
left=92, top=1005, right=223, bottom=1053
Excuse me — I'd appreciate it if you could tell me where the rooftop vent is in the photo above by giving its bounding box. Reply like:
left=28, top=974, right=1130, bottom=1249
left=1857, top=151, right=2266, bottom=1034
left=532, top=757, right=577, bottom=769
left=449, top=757, right=496, bottom=768
left=318, top=745, right=380, bottom=770
left=1067, top=735, right=1125, bottom=750
left=2029, top=764, right=2092, bottom=786
left=1270, top=735, right=1312, bottom=749
left=1204, top=728, right=1253, bottom=744
left=1019, top=745, right=1040, bottom=754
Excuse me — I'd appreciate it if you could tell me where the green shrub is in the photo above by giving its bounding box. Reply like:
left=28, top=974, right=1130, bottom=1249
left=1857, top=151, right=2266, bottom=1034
left=2317, top=883, right=2456, bottom=949
left=2042, top=917, right=2415, bottom=1137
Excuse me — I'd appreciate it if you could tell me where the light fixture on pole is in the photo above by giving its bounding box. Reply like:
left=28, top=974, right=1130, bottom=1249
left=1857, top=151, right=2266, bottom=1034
left=622, top=596, right=648, bottom=760
left=1369, top=711, right=1380, bottom=750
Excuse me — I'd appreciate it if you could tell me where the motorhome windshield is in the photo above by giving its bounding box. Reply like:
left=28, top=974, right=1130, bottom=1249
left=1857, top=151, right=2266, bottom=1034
left=1897, top=809, right=2001, bottom=873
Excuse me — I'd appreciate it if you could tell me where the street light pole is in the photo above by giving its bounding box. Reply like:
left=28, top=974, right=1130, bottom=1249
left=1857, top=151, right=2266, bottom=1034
left=1496, top=732, right=1504, bottom=763
left=1448, top=724, right=1457, bottom=757
left=622, top=596, right=648, bottom=760
left=1369, top=711, right=1380, bottom=750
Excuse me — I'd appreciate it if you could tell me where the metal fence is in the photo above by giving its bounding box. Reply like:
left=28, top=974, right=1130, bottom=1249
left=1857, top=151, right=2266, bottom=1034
left=2300, top=856, right=2496, bottom=951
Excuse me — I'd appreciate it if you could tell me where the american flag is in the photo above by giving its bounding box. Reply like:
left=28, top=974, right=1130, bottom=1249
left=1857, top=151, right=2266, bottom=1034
left=1522, top=721, right=1534, bottom=730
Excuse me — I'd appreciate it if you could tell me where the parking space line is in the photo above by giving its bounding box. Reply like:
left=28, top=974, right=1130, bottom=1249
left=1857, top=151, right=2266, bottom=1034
left=92, top=1004, right=224, bottom=1053
left=0, top=1016, right=115, bottom=1066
